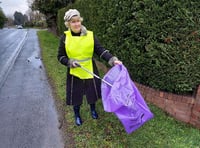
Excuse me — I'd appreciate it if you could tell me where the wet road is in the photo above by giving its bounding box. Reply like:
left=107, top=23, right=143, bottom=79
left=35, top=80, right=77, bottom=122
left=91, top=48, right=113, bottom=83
left=0, top=28, right=64, bottom=148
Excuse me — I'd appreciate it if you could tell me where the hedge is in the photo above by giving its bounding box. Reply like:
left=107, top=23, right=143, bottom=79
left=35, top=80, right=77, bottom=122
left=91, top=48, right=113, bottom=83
left=57, top=0, right=200, bottom=95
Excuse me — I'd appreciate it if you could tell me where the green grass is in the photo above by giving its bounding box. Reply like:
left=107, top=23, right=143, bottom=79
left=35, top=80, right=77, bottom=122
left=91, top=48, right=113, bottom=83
left=37, top=30, right=200, bottom=148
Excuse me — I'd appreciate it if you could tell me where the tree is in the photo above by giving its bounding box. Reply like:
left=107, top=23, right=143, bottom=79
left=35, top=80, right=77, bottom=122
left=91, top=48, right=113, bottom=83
left=14, top=11, right=25, bottom=25
left=30, top=0, right=75, bottom=33
left=5, top=15, right=14, bottom=26
left=27, top=10, right=46, bottom=28
left=0, top=3, right=6, bottom=28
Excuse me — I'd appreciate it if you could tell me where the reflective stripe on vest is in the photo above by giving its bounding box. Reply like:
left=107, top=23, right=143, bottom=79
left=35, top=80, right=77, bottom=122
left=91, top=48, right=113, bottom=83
left=64, top=30, right=94, bottom=79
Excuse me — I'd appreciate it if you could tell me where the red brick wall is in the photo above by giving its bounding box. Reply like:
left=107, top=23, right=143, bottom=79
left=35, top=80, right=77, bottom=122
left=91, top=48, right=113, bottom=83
left=135, top=83, right=200, bottom=129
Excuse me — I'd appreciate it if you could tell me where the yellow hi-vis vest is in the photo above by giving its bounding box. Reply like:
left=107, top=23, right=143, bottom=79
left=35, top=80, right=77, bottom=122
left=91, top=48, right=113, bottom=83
left=64, top=30, right=94, bottom=79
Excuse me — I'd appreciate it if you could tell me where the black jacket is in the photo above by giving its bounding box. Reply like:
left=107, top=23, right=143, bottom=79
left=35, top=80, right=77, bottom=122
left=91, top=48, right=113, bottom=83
left=57, top=31, right=114, bottom=105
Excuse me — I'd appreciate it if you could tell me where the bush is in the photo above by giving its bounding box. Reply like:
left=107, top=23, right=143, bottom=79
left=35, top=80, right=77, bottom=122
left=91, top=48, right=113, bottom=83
left=57, top=0, right=200, bottom=94
left=0, top=9, right=6, bottom=28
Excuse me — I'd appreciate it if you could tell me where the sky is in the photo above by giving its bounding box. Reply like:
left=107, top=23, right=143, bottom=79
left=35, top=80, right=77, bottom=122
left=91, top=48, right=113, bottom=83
left=0, top=0, right=29, bottom=16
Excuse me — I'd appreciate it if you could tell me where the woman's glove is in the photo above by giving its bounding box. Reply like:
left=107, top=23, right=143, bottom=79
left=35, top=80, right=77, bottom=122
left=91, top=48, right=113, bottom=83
left=108, top=56, right=122, bottom=66
left=68, top=59, right=80, bottom=68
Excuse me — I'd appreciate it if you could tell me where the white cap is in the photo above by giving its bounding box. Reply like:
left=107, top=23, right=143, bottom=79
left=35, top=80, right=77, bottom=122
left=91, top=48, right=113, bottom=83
left=64, top=9, right=80, bottom=21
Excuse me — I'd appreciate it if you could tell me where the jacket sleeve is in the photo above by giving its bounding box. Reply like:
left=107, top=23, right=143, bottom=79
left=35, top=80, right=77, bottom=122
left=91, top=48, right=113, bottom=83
left=57, top=34, right=69, bottom=66
left=94, top=36, right=113, bottom=61
left=94, top=36, right=119, bottom=66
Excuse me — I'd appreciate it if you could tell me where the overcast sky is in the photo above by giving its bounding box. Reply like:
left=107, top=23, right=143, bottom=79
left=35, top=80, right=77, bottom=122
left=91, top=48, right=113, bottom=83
left=1, top=0, right=29, bottom=16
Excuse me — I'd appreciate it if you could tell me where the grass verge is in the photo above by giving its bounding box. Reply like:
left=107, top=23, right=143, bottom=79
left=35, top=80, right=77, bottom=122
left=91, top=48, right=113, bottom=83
left=37, top=30, right=200, bottom=148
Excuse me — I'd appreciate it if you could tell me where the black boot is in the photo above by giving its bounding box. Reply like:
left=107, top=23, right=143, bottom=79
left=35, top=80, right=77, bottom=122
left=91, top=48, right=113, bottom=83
left=73, top=105, right=82, bottom=126
left=90, top=104, right=98, bottom=119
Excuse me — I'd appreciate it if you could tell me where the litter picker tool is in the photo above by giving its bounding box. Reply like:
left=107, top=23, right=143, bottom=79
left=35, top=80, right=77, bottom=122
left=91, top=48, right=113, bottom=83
left=75, top=63, right=113, bottom=87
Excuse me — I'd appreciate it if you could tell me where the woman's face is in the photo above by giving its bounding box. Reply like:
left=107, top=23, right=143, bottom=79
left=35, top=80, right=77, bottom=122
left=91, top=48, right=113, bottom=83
left=69, top=16, right=82, bottom=33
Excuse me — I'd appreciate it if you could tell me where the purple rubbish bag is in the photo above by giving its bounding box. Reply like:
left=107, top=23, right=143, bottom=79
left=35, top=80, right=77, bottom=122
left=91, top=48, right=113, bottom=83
left=101, top=64, right=154, bottom=134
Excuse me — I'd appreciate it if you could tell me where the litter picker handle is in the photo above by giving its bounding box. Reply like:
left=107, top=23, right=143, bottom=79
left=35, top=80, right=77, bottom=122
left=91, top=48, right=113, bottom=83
left=75, top=63, right=112, bottom=87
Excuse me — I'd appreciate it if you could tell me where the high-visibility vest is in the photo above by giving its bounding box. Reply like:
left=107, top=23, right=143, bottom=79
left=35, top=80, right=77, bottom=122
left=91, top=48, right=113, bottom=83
left=64, top=30, right=94, bottom=79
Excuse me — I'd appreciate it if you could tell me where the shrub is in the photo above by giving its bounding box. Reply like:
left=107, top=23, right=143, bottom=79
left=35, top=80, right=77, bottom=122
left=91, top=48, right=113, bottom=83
left=57, top=0, right=200, bottom=94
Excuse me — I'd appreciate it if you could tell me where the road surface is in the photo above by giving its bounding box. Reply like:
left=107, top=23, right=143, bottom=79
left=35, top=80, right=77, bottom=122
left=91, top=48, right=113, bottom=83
left=0, top=28, right=64, bottom=148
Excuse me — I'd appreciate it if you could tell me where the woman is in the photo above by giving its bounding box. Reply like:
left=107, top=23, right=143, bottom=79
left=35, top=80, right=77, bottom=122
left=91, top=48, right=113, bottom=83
left=57, top=9, right=121, bottom=126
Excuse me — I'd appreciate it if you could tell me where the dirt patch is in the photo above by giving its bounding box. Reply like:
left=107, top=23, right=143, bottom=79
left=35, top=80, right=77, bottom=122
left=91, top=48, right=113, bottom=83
left=94, top=59, right=109, bottom=74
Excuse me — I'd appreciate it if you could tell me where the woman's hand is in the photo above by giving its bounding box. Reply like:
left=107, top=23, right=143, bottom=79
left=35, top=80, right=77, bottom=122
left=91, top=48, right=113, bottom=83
left=69, top=59, right=80, bottom=68
left=113, top=60, right=122, bottom=65
left=108, top=56, right=122, bottom=66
